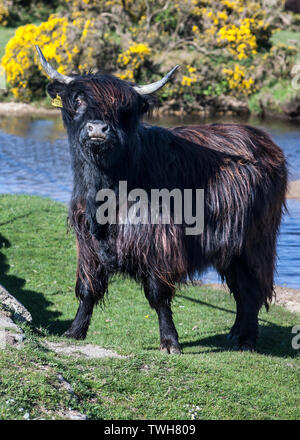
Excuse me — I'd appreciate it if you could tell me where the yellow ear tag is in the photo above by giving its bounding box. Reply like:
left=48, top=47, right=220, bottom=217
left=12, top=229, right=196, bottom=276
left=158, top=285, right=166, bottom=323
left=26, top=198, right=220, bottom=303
left=51, top=94, right=63, bottom=108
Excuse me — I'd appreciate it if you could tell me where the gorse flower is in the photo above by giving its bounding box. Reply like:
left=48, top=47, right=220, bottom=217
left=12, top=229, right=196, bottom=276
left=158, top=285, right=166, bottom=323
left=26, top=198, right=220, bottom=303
left=218, top=18, right=257, bottom=60
left=181, top=75, right=197, bottom=87
left=223, top=64, right=255, bottom=95
left=117, top=43, right=151, bottom=81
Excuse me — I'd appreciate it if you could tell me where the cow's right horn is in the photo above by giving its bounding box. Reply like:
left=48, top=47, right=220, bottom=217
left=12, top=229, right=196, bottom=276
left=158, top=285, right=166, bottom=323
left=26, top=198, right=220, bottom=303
left=133, top=65, right=180, bottom=95
left=35, top=45, right=73, bottom=84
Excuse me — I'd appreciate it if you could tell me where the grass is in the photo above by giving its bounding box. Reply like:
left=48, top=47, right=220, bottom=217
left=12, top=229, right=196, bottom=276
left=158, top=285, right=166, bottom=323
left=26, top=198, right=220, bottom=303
left=271, top=30, right=300, bottom=51
left=0, top=26, right=17, bottom=89
left=0, top=26, right=16, bottom=60
left=0, top=194, right=299, bottom=420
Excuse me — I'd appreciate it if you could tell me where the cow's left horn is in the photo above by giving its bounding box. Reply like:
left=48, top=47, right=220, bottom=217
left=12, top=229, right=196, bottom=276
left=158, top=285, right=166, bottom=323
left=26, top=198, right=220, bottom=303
left=35, top=45, right=73, bottom=84
left=133, top=65, right=180, bottom=95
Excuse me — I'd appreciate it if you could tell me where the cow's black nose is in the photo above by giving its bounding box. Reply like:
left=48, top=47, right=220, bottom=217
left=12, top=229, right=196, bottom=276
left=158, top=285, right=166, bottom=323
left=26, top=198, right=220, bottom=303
left=86, top=121, right=109, bottom=140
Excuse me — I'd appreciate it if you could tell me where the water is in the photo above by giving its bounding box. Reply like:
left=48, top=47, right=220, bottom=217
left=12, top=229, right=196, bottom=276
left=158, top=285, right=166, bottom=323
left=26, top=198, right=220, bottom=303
left=202, top=198, right=300, bottom=288
left=0, top=113, right=299, bottom=288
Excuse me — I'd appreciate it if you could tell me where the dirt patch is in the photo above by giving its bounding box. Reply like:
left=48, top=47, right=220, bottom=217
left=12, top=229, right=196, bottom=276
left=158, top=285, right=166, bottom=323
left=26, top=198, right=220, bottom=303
left=272, top=286, right=300, bottom=314
left=287, top=180, right=300, bottom=202
left=205, top=283, right=300, bottom=314
left=44, top=341, right=128, bottom=359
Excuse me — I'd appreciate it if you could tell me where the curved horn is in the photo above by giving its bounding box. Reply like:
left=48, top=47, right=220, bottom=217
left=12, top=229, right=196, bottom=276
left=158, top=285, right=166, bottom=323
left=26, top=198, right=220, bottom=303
left=133, top=65, right=180, bottom=95
left=35, top=45, right=73, bottom=84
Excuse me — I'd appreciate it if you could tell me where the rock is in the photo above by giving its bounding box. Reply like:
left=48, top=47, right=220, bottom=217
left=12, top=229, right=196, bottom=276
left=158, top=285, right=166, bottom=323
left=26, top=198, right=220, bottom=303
left=217, top=95, right=250, bottom=114
left=57, top=373, right=78, bottom=400
left=0, top=284, right=31, bottom=349
left=283, top=98, right=300, bottom=118
left=57, top=410, right=88, bottom=420
left=0, top=314, right=23, bottom=332
left=65, top=411, right=88, bottom=420
left=0, top=284, right=32, bottom=323
left=0, top=313, right=25, bottom=349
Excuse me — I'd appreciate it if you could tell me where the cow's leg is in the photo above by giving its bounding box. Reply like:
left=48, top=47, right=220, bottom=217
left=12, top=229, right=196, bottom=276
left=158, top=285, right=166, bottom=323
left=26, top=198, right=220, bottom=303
left=224, top=259, right=262, bottom=351
left=63, top=276, right=96, bottom=340
left=238, top=287, right=261, bottom=351
left=63, top=223, right=110, bottom=339
left=223, top=262, right=244, bottom=342
left=143, top=276, right=181, bottom=354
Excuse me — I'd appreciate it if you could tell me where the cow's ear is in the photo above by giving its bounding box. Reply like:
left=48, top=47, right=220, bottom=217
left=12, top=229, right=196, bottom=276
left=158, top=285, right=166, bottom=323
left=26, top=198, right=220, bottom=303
left=141, top=94, right=156, bottom=116
left=47, top=81, right=66, bottom=99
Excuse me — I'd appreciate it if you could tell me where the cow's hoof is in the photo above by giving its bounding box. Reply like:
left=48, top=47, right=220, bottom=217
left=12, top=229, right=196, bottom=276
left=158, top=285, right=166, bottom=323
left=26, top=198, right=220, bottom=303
left=227, top=326, right=241, bottom=342
left=227, top=332, right=239, bottom=343
left=160, top=341, right=181, bottom=355
left=237, top=343, right=255, bottom=352
left=169, top=346, right=182, bottom=355
left=62, top=329, right=86, bottom=340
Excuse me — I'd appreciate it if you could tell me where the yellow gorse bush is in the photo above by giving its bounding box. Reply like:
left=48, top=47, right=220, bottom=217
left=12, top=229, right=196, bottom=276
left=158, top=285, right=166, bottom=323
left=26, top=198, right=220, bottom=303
left=1, top=10, right=120, bottom=101
left=2, top=16, right=70, bottom=100
left=218, top=18, right=257, bottom=60
left=117, top=43, right=151, bottom=81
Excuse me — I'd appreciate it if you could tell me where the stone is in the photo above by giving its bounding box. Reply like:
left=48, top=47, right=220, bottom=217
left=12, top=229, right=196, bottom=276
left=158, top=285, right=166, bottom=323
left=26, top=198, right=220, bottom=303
left=0, top=284, right=32, bottom=323
left=0, top=284, right=30, bottom=349
left=0, top=314, right=25, bottom=349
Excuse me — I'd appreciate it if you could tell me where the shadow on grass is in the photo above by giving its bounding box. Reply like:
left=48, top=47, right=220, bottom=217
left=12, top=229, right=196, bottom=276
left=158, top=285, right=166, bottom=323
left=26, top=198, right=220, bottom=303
left=179, top=293, right=299, bottom=358
left=0, top=232, right=73, bottom=335
left=181, top=327, right=299, bottom=357
left=0, top=211, right=34, bottom=227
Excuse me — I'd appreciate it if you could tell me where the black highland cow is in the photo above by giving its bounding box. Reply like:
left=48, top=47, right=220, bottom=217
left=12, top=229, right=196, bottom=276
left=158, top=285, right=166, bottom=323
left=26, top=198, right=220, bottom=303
left=285, top=0, right=300, bottom=13
left=36, top=46, right=287, bottom=352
